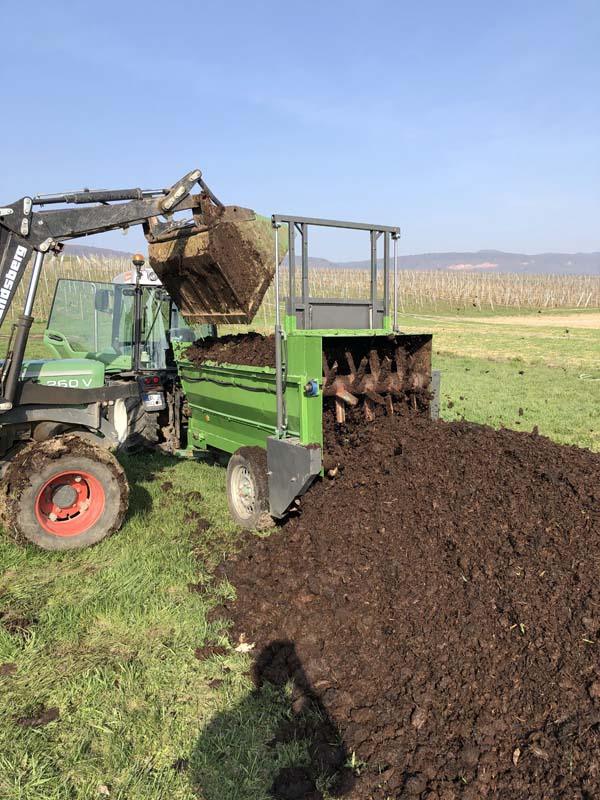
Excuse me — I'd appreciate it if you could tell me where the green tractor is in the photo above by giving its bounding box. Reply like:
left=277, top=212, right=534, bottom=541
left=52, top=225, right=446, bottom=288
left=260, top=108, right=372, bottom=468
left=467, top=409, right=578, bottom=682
left=0, top=170, right=273, bottom=550
left=43, top=257, right=214, bottom=455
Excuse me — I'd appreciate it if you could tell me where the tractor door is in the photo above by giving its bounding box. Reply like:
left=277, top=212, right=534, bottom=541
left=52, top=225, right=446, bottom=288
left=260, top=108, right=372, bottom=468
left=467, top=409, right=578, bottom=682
left=134, top=287, right=172, bottom=371
left=44, top=279, right=133, bottom=372
left=45, top=279, right=212, bottom=375
left=132, top=289, right=215, bottom=372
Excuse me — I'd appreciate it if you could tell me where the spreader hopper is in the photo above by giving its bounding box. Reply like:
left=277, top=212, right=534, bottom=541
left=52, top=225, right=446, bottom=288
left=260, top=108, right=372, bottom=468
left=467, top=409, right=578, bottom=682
left=148, top=198, right=287, bottom=325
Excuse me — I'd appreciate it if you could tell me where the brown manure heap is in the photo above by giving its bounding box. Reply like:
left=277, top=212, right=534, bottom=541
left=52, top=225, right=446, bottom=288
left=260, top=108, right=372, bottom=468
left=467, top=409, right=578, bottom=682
left=186, top=333, right=276, bottom=369
left=219, top=411, right=600, bottom=799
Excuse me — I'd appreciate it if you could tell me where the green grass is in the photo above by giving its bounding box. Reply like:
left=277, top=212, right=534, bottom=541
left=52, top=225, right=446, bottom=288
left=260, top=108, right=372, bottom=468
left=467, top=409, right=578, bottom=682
left=1, top=308, right=599, bottom=798
left=398, top=308, right=600, bottom=452
left=0, top=457, right=317, bottom=799
left=434, top=354, right=599, bottom=451
left=399, top=308, right=600, bottom=370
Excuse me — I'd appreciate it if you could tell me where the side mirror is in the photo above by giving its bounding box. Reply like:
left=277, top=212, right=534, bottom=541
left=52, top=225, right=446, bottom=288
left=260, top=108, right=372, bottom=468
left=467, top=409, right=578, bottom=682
left=94, top=289, right=111, bottom=313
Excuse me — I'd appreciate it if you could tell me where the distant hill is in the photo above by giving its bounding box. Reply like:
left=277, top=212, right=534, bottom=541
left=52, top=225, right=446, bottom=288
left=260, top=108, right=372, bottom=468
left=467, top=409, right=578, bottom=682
left=65, top=244, right=600, bottom=276
left=327, top=250, right=600, bottom=276
left=64, top=244, right=134, bottom=260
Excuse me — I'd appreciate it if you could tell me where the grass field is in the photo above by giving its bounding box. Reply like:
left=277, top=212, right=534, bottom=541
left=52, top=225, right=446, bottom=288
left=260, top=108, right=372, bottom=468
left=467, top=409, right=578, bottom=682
left=1, top=307, right=599, bottom=799
left=401, top=308, right=600, bottom=452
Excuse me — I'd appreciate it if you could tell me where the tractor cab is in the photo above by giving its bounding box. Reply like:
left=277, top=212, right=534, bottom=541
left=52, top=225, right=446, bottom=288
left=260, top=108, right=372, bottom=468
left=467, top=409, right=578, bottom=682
left=43, top=260, right=210, bottom=376
left=38, top=255, right=217, bottom=459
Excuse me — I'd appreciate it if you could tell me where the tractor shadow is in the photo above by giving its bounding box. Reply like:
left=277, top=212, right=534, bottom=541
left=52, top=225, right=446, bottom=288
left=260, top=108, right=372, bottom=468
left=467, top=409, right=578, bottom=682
left=189, top=640, right=355, bottom=800
left=118, top=451, right=174, bottom=518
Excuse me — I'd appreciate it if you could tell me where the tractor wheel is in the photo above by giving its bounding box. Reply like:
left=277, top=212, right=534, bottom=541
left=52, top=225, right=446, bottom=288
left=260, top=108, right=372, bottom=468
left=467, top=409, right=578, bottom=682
left=0, top=435, right=128, bottom=551
left=226, top=447, right=273, bottom=530
left=118, top=397, right=160, bottom=455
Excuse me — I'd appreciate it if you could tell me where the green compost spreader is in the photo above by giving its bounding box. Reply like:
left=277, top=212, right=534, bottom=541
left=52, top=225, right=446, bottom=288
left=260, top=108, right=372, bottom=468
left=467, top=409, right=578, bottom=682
left=163, top=215, right=435, bottom=529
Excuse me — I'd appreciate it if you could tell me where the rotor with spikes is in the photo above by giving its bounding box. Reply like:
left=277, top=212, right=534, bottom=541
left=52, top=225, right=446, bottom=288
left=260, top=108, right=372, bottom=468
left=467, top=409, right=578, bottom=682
left=321, top=346, right=426, bottom=423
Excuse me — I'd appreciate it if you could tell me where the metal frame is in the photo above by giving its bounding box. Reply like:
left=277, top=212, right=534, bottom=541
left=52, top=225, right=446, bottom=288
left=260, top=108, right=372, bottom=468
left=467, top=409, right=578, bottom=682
left=271, top=214, right=401, bottom=439
left=272, top=214, right=400, bottom=331
left=0, top=169, right=218, bottom=408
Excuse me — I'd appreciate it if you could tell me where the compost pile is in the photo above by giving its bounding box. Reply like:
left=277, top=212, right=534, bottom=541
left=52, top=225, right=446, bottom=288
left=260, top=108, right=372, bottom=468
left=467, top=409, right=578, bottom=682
left=219, top=412, right=600, bottom=799
left=186, top=333, right=276, bottom=368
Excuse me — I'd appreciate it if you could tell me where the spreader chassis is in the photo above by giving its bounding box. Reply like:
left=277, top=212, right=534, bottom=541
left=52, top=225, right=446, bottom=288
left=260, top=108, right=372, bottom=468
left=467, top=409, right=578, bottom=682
left=178, top=213, right=436, bottom=523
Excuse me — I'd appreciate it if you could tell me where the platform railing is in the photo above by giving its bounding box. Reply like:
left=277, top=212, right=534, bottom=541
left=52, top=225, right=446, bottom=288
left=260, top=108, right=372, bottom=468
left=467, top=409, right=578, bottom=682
left=271, top=214, right=402, bottom=439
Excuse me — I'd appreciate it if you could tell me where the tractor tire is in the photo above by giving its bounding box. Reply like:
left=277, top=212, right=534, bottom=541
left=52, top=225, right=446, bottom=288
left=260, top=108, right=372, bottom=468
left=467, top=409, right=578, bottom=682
left=0, top=434, right=129, bottom=551
left=226, top=447, right=273, bottom=530
left=117, top=397, right=160, bottom=455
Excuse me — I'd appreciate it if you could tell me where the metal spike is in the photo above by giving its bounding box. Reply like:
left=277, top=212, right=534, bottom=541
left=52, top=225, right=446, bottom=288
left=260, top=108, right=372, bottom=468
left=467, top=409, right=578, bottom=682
left=368, top=349, right=381, bottom=378
left=335, top=396, right=346, bottom=423
left=345, top=350, right=357, bottom=376
left=353, top=356, right=369, bottom=392
left=324, top=361, right=339, bottom=388
left=395, top=346, right=407, bottom=382
left=365, top=389, right=386, bottom=406
left=378, top=355, right=392, bottom=389
left=336, top=387, right=359, bottom=406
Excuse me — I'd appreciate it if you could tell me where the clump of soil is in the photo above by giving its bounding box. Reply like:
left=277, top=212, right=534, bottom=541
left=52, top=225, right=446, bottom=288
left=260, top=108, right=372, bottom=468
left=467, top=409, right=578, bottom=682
left=184, top=509, right=211, bottom=532
left=220, top=413, right=600, bottom=798
left=0, top=610, right=37, bottom=635
left=185, top=491, right=204, bottom=504
left=194, top=643, right=229, bottom=661
left=14, top=706, right=60, bottom=728
left=186, top=333, right=276, bottom=369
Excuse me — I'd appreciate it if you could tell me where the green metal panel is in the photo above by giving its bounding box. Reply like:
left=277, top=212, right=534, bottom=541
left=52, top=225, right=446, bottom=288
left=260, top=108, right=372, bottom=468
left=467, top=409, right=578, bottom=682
left=175, top=323, right=428, bottom=461
left=285, top=332, right=323, bottom=446
left=176, top=331, right=323, bottom=455
left=19, top=358, right=105, bottom=389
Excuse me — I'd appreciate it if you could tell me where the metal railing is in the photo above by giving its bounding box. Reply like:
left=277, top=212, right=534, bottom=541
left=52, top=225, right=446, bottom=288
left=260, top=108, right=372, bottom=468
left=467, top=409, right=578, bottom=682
left=271, top=214, right=402, bottom=438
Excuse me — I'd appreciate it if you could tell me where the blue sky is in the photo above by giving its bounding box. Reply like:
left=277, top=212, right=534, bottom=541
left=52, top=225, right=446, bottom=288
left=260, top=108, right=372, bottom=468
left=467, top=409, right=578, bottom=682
left=2, top=0, right=599, bottom=260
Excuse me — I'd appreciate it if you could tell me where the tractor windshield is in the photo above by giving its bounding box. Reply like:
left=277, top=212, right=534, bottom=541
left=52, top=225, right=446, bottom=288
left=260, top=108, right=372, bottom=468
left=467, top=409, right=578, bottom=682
left=45, top=279, right=195, bottom=372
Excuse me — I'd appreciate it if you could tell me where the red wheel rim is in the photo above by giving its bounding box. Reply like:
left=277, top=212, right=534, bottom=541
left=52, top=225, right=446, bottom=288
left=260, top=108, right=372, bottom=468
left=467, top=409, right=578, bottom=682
left=35, top=470, right=105, bottom=537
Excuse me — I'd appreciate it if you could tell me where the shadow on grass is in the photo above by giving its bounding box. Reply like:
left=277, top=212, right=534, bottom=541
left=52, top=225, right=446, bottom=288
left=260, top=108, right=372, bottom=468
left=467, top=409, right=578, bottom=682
left=190, top=640, right=355, bottom=800
left=118, top=451, right=175, bottom=519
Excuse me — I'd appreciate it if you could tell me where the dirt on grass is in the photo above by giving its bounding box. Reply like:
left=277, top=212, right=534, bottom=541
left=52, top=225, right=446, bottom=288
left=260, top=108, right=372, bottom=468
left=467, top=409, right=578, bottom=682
left=217, top=410, right=600, bottom=799
left=0, top=610, right=37, bottom=635
left=13, top=706, right=60, bottom=728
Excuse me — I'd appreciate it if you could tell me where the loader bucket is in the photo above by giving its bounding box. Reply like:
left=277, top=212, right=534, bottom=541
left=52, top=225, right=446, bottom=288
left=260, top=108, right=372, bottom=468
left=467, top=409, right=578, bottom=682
left=148, top=202, right=288, bottom=325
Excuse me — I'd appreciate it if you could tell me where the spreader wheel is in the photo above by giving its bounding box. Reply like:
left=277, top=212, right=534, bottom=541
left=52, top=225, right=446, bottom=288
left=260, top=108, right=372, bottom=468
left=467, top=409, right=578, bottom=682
left=226, top=447, right=273, bottom=530
left=1, top=435, right=129, bottom=551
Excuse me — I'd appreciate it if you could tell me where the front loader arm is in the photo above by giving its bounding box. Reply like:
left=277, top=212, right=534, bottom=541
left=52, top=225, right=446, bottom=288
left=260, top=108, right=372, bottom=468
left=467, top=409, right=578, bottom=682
left=0, top=169, right=212, bottom=408
left=0, top=227, right=34, bottom=327
left=0, top=169, right=207, bottom=252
